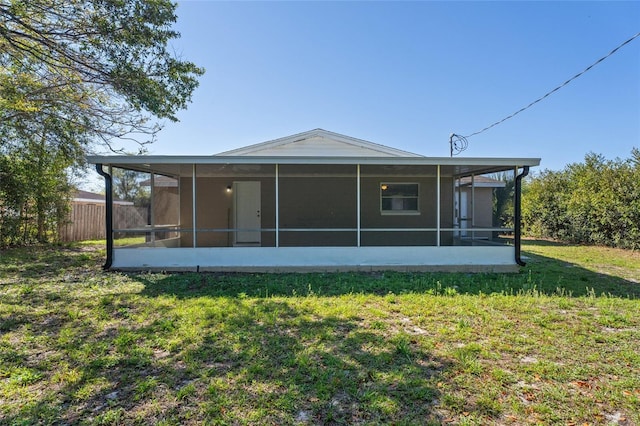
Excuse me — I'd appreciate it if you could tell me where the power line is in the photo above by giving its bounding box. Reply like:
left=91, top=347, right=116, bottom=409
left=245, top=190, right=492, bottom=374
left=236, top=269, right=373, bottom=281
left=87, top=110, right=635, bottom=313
left=463, top=31, right=640, bottom=139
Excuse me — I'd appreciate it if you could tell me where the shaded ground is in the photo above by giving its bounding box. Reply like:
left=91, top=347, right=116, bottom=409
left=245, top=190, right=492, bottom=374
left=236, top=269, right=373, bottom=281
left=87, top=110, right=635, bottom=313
left=0, top=241, right=638, bottom=425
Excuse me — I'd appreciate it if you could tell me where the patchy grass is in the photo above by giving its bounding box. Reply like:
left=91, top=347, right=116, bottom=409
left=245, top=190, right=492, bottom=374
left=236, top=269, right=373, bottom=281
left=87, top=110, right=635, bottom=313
left=79, top=237, right=146, bottom=247
left=523, top=238, right=640, bottom=287
left=0, top=240, right=638, bottom=425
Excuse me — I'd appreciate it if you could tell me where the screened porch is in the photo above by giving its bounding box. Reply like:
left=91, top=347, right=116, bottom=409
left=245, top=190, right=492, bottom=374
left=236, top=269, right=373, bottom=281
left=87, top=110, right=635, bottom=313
left=89, top=155, right=538, bottom=272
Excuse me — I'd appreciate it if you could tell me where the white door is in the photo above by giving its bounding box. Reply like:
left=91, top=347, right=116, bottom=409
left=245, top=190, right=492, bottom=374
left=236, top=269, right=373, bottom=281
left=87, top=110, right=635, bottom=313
left=234, top=181, right=261, bottom=245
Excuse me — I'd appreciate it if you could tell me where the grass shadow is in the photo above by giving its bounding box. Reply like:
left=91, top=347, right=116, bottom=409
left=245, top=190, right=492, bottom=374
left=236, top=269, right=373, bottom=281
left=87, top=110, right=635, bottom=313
left=0, top=244, right=103, bottom=283
left=520, top=239, right=639, bottom=298
left=132, top=258, right=639, bottom=300
left=124, top=238, right=639, bottom=300
left=1, top=286, right=450, bottom=424
left=1, top=244, right=639, bottom=424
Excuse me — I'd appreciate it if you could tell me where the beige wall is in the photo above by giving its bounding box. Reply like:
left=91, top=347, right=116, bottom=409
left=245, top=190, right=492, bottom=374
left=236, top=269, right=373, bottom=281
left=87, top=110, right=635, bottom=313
left=178, top=169, right=455, bottom=247
left=468, top=187, right=494, bottom=228
left=152, top=186, right=179, bottom=241
left=153, top=187, right=179, bottom=226
left=361, top=176, right=453, bottom=246
left=180, top=177, right=276, bottom=247
left=279, top=176, right=357, bottom=246
left=461, top=186, right=494, bottom=239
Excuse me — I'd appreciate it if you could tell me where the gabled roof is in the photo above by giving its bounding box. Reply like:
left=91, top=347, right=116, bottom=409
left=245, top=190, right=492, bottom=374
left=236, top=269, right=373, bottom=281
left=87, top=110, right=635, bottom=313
left=140, top=175, right=179, bottom=187
left=72, top=190, right=133, bottom=205
left=87, top=129, right=541, bottom=178
left=74, top=190, right=105, bottom=201
left=216, top=129, right=423, bottom=158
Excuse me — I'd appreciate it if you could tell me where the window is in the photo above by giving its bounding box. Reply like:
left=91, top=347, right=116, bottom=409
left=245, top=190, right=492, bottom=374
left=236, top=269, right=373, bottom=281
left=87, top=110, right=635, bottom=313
left=380, top=183, right=419, bottom=214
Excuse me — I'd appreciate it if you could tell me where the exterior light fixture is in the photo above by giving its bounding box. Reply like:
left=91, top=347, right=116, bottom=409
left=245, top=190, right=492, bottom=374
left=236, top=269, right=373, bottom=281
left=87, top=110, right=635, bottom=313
left=381, top=184, right=388, bottom=191
left=226, top=185, right=232, bottom=193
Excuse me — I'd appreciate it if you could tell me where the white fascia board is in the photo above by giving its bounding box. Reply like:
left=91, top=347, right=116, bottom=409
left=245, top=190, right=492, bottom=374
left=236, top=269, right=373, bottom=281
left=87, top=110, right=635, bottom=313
left=87, top=155, right=540, bottom=167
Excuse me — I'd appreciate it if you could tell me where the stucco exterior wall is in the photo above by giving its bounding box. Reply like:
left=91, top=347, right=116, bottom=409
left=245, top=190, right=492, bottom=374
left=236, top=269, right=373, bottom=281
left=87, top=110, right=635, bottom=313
left=151, top=185, right=179, bottom=241
left=153, top=186, right=179, bottom=226
left=279, top=175, right=357, bottom=246
left=461, top=186, right=494, bottom=239
left=178, top=167, right=454, bottom=248
left=360, top=176, right=453, bottom=246
left=476, top=188, right=493, bottom=228
left=179, top=177, right=276, bottom=247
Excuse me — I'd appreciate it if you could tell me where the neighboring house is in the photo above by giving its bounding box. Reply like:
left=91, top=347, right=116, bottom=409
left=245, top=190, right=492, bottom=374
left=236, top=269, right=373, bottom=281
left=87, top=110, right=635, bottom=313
left=455, top=176, right=506, bottom=240
left=87, top=129, right=539, bottom=272
left=72, top=190, right=133, bottom=206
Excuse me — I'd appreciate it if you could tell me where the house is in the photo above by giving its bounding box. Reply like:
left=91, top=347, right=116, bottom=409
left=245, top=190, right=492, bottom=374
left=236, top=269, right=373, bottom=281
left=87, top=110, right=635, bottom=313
left=87, top=129, right=540, bottom=272
left=455, top=175, right=507, bottom=240
left=72, top=190, right=134, bottom=206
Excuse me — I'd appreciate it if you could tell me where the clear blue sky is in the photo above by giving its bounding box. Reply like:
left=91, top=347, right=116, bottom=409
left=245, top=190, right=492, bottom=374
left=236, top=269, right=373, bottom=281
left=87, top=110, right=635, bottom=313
left=144, top=0, right=639, bottom=173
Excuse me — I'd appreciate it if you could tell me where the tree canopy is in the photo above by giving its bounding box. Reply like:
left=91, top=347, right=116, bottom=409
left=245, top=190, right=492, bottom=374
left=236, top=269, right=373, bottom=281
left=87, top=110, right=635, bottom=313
left=0, top=0, right=204, bottom=153
left=0, top=0, right=204, bottom=245
left=523, top=149, right=640, bottom=250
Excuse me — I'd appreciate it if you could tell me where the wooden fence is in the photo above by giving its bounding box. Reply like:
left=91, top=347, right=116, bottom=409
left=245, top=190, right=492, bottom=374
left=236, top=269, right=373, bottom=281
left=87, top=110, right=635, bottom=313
left=59, top=203, right=148, bottom=242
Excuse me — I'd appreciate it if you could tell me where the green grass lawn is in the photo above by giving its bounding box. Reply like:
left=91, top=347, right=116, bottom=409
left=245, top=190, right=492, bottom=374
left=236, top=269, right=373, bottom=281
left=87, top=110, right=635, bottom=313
left=0, top=240, right=638, bottom=425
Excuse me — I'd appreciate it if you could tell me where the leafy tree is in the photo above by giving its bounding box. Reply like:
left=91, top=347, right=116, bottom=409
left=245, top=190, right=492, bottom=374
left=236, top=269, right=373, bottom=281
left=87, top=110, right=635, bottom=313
left=523, top=150, right=640, bottom=250
left=112, top=168, right=150, bottom=207
left=0, top=141, right=72, bottom=246
left=490, top=172, right=515, bottom=229
left=0, top=0, right=204, bottom=152
left=0, top=0, right=203, bottom=245
left=522, top=169, right=572, bottom=240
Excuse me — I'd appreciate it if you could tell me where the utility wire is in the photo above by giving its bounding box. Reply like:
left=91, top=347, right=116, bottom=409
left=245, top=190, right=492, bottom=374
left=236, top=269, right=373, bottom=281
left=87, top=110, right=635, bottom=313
left=464, top=31, right=640, bottom=139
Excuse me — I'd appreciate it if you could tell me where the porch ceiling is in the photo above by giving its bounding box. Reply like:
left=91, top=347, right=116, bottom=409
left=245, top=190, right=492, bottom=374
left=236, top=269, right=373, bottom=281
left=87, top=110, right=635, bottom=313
left=88, top=155, right=540, bottom=178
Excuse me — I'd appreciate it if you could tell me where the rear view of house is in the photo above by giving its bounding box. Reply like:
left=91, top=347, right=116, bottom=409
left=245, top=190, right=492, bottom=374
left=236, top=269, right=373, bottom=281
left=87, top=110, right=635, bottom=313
left=88, top=129, right=539, bottom=272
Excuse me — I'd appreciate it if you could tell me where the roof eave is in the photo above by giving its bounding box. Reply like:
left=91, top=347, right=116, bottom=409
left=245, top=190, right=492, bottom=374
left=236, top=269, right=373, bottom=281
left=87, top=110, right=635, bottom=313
left=87, top=155, right=540, bottom=167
